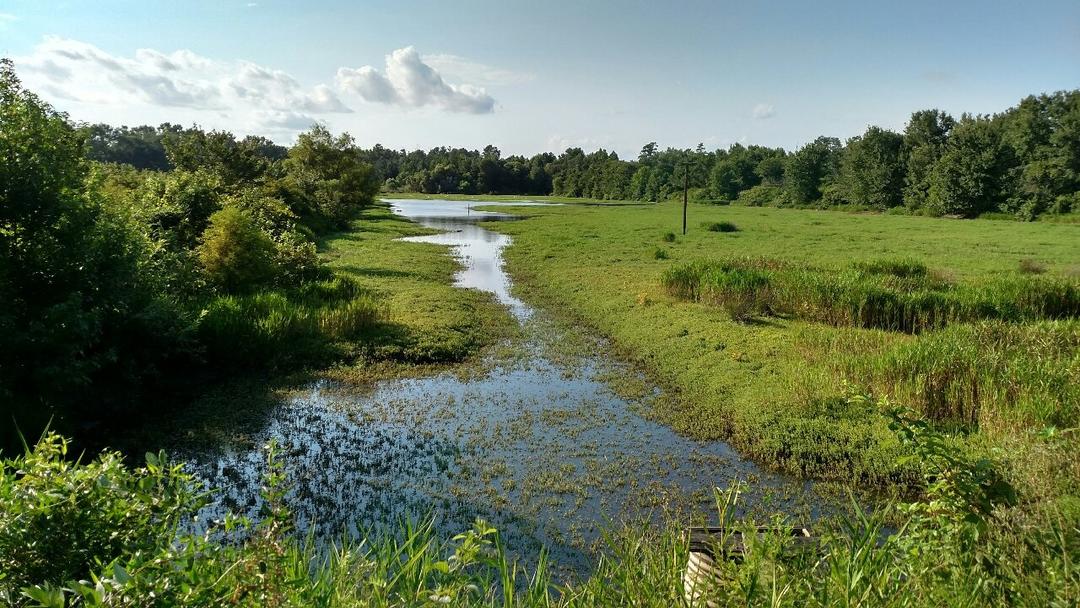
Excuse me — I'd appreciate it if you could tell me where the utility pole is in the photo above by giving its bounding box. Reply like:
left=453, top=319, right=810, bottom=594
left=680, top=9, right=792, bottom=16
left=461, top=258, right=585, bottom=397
left=677, top=157, right=694, bottom=235
left=682, top=164, right=689, bottom=235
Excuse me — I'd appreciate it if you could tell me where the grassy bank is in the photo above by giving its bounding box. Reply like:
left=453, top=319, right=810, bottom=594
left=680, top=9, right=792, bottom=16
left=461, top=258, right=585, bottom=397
left=490, top=201, right=1080, bottom=491
left=126, top=202, right=516, bottom=452
left=320, top=203, right=516, bottom=367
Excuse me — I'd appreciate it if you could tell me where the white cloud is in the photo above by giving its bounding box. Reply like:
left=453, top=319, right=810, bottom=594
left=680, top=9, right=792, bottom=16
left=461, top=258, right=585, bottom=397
left=14, top=36, right=350, bottom=133
left=336, top=46, right=495, bottom=114
left=423, top=53, right=534, bottom=86
left=0, top=12, right=17, bottom=23
left=752, top=103, right=776, bottom=120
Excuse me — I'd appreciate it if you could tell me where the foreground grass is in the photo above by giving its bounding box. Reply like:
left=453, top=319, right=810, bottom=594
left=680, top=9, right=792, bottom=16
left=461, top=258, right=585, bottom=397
left=491, top=201, right=1080, bottom=491
left=6, top=425, right=1076, bottom=607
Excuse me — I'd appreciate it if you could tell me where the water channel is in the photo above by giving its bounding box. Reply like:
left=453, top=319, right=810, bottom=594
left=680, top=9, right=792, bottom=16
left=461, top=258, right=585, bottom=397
left=185, top=198, right=826, bottom=575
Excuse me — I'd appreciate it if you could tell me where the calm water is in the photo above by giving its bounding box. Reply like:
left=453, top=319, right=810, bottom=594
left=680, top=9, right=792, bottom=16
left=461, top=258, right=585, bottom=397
left=185, top=198, right=824, bottom=574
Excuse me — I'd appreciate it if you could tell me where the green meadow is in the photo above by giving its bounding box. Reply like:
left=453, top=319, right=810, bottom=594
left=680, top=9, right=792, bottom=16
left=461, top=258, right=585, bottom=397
left=492, top=200, right=1080, bottom=495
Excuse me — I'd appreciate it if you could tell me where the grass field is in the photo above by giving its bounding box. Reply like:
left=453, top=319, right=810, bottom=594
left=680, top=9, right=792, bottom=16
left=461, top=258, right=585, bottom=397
left=486, top=199, right=1080, bottom=497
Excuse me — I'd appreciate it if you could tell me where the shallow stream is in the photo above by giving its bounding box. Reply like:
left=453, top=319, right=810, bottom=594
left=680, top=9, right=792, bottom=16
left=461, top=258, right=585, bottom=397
left=184, top=198, right=826, bottom=574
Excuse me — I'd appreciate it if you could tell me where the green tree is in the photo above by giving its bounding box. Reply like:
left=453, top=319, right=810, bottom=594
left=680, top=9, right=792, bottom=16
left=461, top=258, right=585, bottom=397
left=928, top=116, right=1012, bottom=217
left=784, top=136, right=842, bottom=204
left=902, top=109, right=955, bottom=209
left=281, top=125, right=379, bottom=230
left=163, top=128, right=273, bottom=185
left=839, top=126, right=906, bottom=208
left=0, top=59, right=179, bottom=445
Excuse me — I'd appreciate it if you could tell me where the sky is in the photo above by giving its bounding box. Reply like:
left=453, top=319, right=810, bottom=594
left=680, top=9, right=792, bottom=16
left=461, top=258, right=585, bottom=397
left=2, top=0, right=1078, bottom=159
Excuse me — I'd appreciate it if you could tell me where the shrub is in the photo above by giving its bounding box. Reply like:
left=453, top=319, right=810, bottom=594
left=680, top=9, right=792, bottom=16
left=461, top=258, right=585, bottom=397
left=703, top=221, right=738, bottom=233
left=1018, top=258, right=1046, bottom=275
left=735, top=184, right=784, bottom=207
left=661, top=231, right=676, bottom=243
left=0, top=434, right=200, bottom=601
left=653, top=248, right=670, bottom=260
left=198, top=207, right=277, bottom=293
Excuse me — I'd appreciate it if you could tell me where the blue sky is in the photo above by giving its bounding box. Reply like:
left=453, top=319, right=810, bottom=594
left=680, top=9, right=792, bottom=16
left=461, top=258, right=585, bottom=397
left=2, top=0, right=1078, bottom=158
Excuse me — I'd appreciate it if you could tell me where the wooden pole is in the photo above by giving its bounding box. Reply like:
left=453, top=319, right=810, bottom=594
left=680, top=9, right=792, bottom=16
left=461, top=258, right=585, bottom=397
left=682, top=163, right=689, bottom=235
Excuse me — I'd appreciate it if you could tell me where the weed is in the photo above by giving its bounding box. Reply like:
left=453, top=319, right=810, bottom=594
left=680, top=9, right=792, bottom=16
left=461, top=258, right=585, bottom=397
left=703, top=221, right=739, bottom=233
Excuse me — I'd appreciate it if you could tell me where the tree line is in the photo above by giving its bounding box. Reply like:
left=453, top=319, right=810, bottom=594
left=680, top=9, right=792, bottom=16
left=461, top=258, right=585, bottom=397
left=83, top=90, right=1080, bottom=220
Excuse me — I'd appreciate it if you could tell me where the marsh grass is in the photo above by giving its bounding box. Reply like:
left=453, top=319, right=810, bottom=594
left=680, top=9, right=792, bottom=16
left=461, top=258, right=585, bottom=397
left=1018, top=258, right=1047, bottom=274
left=840, top=320, right=1080, bottom=430
left=662, top=256, right=1080, bottom=332
left=197, top=276, right=384, bottom=369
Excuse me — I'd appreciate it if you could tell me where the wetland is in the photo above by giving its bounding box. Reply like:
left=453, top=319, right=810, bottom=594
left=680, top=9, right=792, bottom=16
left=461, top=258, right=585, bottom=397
left=182, top=199, right=826, bottom=574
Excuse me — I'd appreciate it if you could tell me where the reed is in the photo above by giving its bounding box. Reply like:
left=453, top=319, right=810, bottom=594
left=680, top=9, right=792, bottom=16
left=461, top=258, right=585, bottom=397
left=843, top=320, right=1079, bottom=430
left=662, top=256, right=1080, bottom=333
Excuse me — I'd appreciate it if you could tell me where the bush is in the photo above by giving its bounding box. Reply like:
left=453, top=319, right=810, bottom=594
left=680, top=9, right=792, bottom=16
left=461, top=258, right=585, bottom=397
left=661, top=231, right=676, bottom=243
left=735, top=184, right=783, bottom=207
left=703, top=221, right=738, bottom=233
left=198, top=207, right=277, bottom=292
left=0, top=434, right=200, bottom=601
left=653, top=248, right=669, bottom=260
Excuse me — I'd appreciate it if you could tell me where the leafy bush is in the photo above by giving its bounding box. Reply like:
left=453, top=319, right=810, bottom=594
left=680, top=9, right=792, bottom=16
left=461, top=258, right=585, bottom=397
left=198, top=207, right=277, bottom=293
left=661, top=231, right=676, bottom=243
left=653, top=248, right=669, bottom=260
left=0, top=434, right=200, bottom=603
left=734, top=183, right=785, bottom=207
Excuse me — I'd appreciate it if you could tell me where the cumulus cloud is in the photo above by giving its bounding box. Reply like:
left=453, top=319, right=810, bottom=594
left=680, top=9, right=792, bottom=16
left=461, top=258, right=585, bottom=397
left=752, top=103, right=776, bottom=120
left=14, top=36, right=349, bottom=132
left=336, top=46, right=495, bottom=114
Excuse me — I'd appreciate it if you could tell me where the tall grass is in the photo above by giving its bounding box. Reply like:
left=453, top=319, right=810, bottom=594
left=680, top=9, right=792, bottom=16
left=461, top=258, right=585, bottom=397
left=841, top=320, right=1080, bottom=430
left=661, top=256, right=1080, bottom=331
left=197, top=275, right=384, bottom=368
